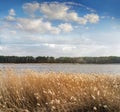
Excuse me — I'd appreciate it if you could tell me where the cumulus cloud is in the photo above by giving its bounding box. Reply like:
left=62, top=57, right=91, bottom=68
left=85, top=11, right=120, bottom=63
left=5, top=16, right=15, bottom=21
left=84, top=13, right=99, bottom=23
left=39, top=3, right=70, bottom=20
left=58, top=23, right=73, bottom=32
left=39, top=2, right=99, bottom=24
left=9, top=9, right=16, bottom=16
left=23, top=2, right=99, bottom=24
left=15, top=18, right=73, bottom=34
left=23, top=2, right=39, bottom=16
left=3, top=2, right=100, bottom=36
left=16, top=18, right=60, bottom=34
left=5, top=9, right=16, bottom=21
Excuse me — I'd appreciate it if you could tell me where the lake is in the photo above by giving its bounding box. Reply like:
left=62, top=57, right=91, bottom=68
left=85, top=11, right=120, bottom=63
left=0, top=63, right=120, bottom=74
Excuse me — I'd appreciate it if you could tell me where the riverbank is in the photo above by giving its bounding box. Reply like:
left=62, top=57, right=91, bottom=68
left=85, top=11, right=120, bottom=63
left=0, top=70, right=120, bottom=112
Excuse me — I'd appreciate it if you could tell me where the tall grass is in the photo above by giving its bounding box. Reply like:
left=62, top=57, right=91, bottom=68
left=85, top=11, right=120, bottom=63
left=0, top=69, right=120, bottom=112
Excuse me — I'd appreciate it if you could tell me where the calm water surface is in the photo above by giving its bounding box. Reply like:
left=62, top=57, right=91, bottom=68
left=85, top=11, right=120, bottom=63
left=0, top=64, right=120, bottom=74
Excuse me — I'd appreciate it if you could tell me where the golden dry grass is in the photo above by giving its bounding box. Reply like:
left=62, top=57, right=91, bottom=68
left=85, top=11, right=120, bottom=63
left=0, top=69, right=120, bottom=112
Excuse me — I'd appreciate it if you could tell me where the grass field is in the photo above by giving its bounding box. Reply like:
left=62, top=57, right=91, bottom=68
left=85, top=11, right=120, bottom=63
left=0, top=69, right=120, bottom=112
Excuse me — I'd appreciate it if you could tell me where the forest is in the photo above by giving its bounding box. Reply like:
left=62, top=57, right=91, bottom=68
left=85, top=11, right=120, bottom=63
left=0, top=56, right=120, bottom=64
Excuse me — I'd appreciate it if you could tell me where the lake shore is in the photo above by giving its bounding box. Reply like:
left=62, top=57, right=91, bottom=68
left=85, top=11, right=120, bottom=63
left=0, top=70, right=120, bottom=112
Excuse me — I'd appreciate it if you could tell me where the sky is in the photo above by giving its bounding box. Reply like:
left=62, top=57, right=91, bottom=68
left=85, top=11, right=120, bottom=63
left=0, top=0, right=120, bottom=57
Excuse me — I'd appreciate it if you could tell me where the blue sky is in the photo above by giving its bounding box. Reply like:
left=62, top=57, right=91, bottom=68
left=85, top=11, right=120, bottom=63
left=0, top=0, right=120, bottom=57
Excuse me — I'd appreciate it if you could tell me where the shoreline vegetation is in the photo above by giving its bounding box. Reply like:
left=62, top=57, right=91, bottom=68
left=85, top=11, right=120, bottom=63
left=0, top=56, right=120, bottom=64
left=0, top=70, right=120, bottom=112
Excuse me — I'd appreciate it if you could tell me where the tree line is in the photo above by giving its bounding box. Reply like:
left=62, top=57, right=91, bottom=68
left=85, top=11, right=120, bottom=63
left=0, top=56, right=120, bottom=64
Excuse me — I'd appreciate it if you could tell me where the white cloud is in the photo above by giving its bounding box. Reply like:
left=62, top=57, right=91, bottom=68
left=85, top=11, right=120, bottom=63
left=39, top=2, right=99, bottom=24
left=44, top=43, right=56, bottom=48
left=84, top=13, right=99, bottom=23
left=5, top=16, right=15, bottom=21
left=62, top=45, right=76, bottom=52
left=2, top=2, right=100, bottom=36
left=9, top=9, right=16, bottom=16
left=78, top=18, right=87, bottom=24
left=59, top=23, right=73, bottom=32
left=16, top=18, right=60, bottom=34
left=23, top=2, right=39, bottom=16
left=5, top=9, right=16, bottom=21
left=44, top=43, right=76, bottom=51
left=22, top=2, right=99, bottom=24
left=39, top=2, right=69, bottom=20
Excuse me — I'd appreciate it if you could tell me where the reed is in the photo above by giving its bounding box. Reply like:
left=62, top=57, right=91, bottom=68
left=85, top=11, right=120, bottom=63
left=0, top=69, right=120, bottom=112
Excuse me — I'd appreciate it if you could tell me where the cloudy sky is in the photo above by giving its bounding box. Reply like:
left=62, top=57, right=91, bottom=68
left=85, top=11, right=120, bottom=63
left=0, top=0, right=120, bottom=57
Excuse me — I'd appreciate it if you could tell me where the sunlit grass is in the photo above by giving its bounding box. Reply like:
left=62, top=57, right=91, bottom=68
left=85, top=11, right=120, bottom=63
left=0, top=69, right=120, bottom=112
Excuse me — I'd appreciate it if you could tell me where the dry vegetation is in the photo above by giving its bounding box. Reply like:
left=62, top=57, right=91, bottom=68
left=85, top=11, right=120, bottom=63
left=0, top=69, right=120, bottom=112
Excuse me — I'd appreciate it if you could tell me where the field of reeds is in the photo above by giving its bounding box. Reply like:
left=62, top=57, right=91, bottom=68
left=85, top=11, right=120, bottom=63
left=0, top=69, right=120, bottom=112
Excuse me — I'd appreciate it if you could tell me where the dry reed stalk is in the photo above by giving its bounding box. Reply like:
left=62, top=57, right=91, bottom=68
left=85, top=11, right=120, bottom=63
left=0, top=69, right=120, bottom=112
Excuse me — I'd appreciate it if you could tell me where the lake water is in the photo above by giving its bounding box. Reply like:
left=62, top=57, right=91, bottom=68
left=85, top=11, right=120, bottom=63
left=0, top=64, right=120, bottom=74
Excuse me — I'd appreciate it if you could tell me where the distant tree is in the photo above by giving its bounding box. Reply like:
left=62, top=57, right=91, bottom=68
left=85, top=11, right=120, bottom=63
left=0, top=56, right=120, bottom=63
